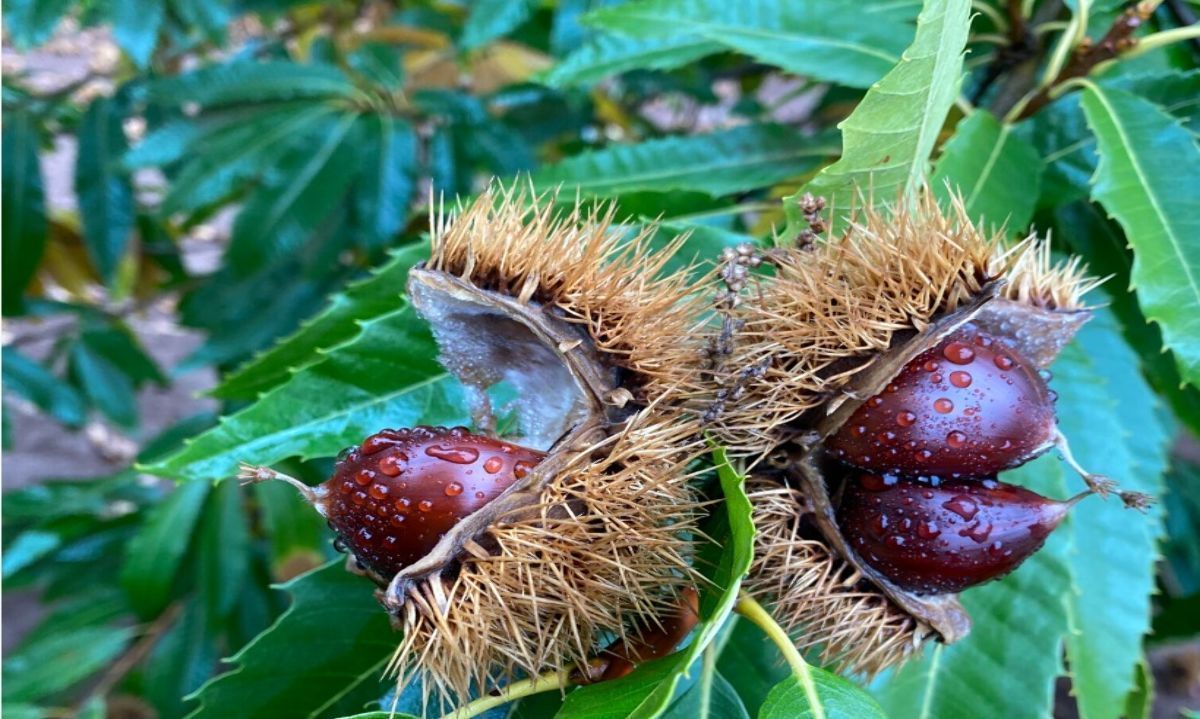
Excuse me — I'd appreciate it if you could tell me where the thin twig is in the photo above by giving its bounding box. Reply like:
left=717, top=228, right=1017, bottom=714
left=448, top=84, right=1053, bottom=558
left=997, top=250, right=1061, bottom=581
left=1010, top=1, right=1160, bottom=121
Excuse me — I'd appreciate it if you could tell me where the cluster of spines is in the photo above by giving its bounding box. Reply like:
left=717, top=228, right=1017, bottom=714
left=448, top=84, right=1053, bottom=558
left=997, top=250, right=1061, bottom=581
left=744, top=478, right=923, bottom=674
left=427, top=183, right=712, bottom=403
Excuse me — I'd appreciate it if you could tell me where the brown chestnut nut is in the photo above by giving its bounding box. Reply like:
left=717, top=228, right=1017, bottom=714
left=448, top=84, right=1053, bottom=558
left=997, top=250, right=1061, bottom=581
left=837, top=471, right=1083, bottom=594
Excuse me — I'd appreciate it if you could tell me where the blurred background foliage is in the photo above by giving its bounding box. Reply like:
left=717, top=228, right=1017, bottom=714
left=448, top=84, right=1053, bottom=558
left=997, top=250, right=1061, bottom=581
left=2, top=0, right=1199, bottom=717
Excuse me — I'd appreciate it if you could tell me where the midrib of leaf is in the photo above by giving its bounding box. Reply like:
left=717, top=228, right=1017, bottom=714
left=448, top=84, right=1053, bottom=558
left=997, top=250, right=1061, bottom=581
left=916, top=644, right=943, bottom=719
left=710, top=28, right=896, bottom=64
left=165, top=104, right=338, bottom=212
left=202, top=366, right=448, bottom=471
left=907, top=1, right=957, bottom=198
left=1085, top=87, right=1200, bottom=319
left=790, top=0, right=970, bottom=233
left=8, top=117, right=33, bottom=254
left=255, top=113, right=357, bottom=239
left=962, top=120, right=1011, bottom=210
left=565, top=146, right=829, bottom=193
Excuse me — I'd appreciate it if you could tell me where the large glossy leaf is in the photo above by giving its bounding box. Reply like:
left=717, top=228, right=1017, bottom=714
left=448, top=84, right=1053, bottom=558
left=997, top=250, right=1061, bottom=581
left=931, top=110, right=1041, bottom=232
left=67, top=340, right=138, bottom=429
left=1055, top=312, right=1168, bottom=719
left=212, top=243, right=424, bottom=400
left=350, top=117, right=415, bottom=252
left=587, top=0, right=915, bottom=89
left=1053, top=202, right=1200, bottom=440
left=75, top=97, right=135, bottom=284
left=2, top=625, right=134, bottom=703
left=120, top=480, right=211, bottom=616
left=145, top=602, right=219, bottom=719
left=535, top=125, right=836, bottom=198
left=875, top=310, right=1168, bottom=718
left=760, top=671, right=886, bottom=719
left=544, top=34, right=721, bottom=87
left=2, top=0, right=72, bottom=47
left=198, top=480, right=252, bottom=624
left=1080, top=84, right=1200, bottom=387
left=161, top=104, right=339, bottom=214
left=149, top=60, right=357, bottom=108
left=227, top=112, right=360, bottom=276
left=461, top=0, right=538, bottom=49
left=352, top=115, right=416, bottom=250
left=715, top=618, right=790, bottom=715
left=148, top=306, right=465, bottom=482
left=554, top=450, right=754, bottom=718
left=187, top=562, right=393, bottom=719
left=1026, top=70, right=1200, bottom=211
left=2, top=111, right=47, bottom=314
left=662, top=669, right=749, bottom=719
left=112, top=0, right=164, bottom=67
left=791, top=0, right=970, bottom=232
left=2, top=346, right=85, bottom=428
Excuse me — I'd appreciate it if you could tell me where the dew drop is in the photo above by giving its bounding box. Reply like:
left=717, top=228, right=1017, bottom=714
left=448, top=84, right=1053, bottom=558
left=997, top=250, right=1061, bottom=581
left=378, top=453, right=406, bottom=477
left=514, top=461, right=535, bottom=479
left=916, top=520, right=941, bottom=539
left=974, top=334, right=994, bottom=348
left=914, top=449, right=933, bottom=462
left=475, top=491, right=486, bottom=500
left=868, top=396, right=884, bottom=408
left=352, top=491, right=368, bottom=505
left=877, top=430, right=897, bottom=445
left=384, top=535, right=398, bottom=547
left=483, top=457, right=504, bottom=474
left=943, top=342, right=976, bottom=365
left=994, top=354, right=1015, bottom=370
left=872, top=513, right=889, bottom=536
left=946, top=430, right=967, bottom=449
left=340, top=480, right=355, bottom=494
left=933, top=398, right=954, bottom=414
left=851, top=424, right=868, bottom=437
left=886, top=383, right=898, bottom=393
left=931, top=373, right=943, bottom=383
left=922, top=360, right=939, bottom=372
left=418, top=499, right=433, bottom=513
left=354, top=469, right=375, bottom=486
left=368, top=483, right=389, bottom=500
left=1038, top=369, right=1053, bottom=381
left=896, top=410, right=917, bottom=427
left=949, top=371, right=972, bottom=388
left=942, top=495, right=979, bottom=521
left=357, top=527, right=373, bottom=542
left=445, top=482, right=464, bottom=497
left=394, top=497, right=412, bottom=514
left=885, top=535, right=907, bottom=548
left=391, top=514, right=406, bottom=526
left=425, top=445, right=480, bottom=465
left=959, top=522, right=993, bottom=543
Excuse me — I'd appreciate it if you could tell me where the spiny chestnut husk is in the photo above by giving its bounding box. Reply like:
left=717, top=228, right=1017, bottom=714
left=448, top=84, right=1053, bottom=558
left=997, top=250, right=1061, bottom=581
left=253, top=184, right=710, bottom=709
left=699, top=193, right=1145, bottom=675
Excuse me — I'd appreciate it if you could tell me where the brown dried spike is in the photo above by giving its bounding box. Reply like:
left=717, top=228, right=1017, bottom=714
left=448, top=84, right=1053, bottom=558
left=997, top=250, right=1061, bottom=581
left=426, top=183, right=712, bottom=405
left=744, top=477, right=926, bottom=674
left=385, top=410, right=706, bottom=711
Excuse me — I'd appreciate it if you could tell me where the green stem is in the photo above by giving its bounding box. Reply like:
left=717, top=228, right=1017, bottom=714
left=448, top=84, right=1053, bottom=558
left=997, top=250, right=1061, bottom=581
left=440, top=667, right=573, bottom=719
left=734, top=591, right=825, bottom=719
left=1122, top=23, right=1200, bottom=59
